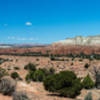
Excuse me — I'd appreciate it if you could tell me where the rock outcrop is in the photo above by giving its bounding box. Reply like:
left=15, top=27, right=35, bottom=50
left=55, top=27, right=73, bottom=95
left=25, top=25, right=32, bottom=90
left=53, top=35, right=100, bottom=46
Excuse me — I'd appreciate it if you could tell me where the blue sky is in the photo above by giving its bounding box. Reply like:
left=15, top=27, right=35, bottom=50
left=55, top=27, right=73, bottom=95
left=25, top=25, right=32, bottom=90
left=0, top=0, right=100, bottom=44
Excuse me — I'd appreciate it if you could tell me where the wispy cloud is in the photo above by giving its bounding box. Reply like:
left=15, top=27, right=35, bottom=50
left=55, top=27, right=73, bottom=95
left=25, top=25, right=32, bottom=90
left=0, top=24, right=8, bottom=27
left=4, top=24, right=8, bottom=26
left=8, top=36, right=38, bottom=41
left=25, top=22, right=32, bottom=26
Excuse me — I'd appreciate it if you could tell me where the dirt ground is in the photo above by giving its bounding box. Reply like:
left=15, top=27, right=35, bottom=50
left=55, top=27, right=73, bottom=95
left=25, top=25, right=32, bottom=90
left=0, top=55, right=100, bottom=100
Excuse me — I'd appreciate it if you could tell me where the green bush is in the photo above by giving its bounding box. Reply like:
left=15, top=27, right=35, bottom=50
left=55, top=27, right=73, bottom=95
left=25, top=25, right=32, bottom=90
left=25, top=67, right=55, bottom=82
left=50, top=55, right=55, bottom=61
left=79, top=59, right=83, bottom=62
left=36, top=58, right=39, bottom=61
left=38, top=68, right=49, bottom=76
left=25, top=71, right=34, bottom=81
left=25, top=74, right=31, bottom=83
left=49, top=67, right=55, bottom=75
left=0, top=67, right=8, bottom=79
left=43, top=71, right=82, bottom=98
left=82, top=74, right=95, bottom=89
left=39, top=67, right=55, bottom=76
left=33, top=70, right=45, bottom=82
left=71, top=62, right=73, bottom=66
left=11, top=72, right=20, bottom=80
left=24, top=63, right=36, bottom=71
left=84, top=63, right=90, bottom=69
left=84, top=92, right=92, bottom=100
left=14, top=67, right=20, bottom=70
left=26, top=69, right=45, bottom=82
left=25, top=74, right=30, bottom=81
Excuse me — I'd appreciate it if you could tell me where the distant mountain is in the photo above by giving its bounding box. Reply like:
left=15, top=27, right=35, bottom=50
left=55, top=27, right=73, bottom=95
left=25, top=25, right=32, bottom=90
left=1, top=36, right=100, bottom=55
left=13, top=43, right=48, bottom=48
left=0, top=43, right=48, bottom=48
left=53, top=35, right=100, bottom=46
left=0, top=44, right=13, bottom=48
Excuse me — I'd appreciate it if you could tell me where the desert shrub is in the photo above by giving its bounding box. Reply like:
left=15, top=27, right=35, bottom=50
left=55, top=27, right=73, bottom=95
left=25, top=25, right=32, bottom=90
left=39, top=67, right=55, bottom=76
left=0, top=77, right=16, bottom=95
left=24, top=63, right=36, bottom=71
left=43, top=71, right=82, bottom=98
left=49, top=67, right=55, bottom=75
left=14, top=67, right=20, bottom=70
left=26, top=69, right=45, bottom=82
left=38, top=68, right=49, bottom=76
left=84, top=63, right=90, bottom=69
left=72, top=58, right=74, bottom=61
left=25, top=74, right=31, bottom=83
left=79, top=59, right=83, bottom=62
left=13, top=91, right=30, bottom=100
left=0, top=67, right=8, bottom=78
left=7, top=66, right=11, bottom=70
left=71, top=62, right=73, bottom=66
left=82, top=74, right=95, bottom=89
left=50, top=55, right=55, bottom=61
left=58, top=78, right=82, bottom=97
left=33, top=70, right=45, bottom=82
left=36, top=58, right=39, bottom=61
left=25, top=67, right=55, bottom=82
left=11, top=72, right=20, bottom=80
left=18, top=77, right=23, bottom=81
left=84, top=92, right=92, bottom=100
left=25, top=71, right=34, bottom=81
left=16, top=59, right=18, bottom=62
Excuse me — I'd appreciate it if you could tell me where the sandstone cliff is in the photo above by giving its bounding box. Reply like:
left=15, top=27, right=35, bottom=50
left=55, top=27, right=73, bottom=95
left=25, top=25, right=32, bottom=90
left=53, top=35, right=100, bottom=46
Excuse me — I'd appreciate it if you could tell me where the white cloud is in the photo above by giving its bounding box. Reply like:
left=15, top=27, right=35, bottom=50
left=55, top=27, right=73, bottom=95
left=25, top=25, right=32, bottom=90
left=8, top=36, right=15, bottom=39
left=25, top=22, right=32, bottom=26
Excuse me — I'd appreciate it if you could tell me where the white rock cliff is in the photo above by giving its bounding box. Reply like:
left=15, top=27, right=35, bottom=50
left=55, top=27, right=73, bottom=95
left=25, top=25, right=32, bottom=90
left=54, top=35, right=100, bottom=46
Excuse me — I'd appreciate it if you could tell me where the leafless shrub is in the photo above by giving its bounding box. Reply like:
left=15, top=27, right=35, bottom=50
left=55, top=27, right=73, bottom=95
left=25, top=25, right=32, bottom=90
left=0, top=76, right=16, bottom=95
left=13, top=91, right=31, bottom=100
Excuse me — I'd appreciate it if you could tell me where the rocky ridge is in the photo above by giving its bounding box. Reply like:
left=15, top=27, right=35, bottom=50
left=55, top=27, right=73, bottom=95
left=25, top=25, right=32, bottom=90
left=53, top=35, right=100, bottom=46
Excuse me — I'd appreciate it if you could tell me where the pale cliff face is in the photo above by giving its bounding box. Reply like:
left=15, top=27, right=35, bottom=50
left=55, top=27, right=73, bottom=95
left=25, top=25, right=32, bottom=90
left=54, top=35, right=100, bottom=46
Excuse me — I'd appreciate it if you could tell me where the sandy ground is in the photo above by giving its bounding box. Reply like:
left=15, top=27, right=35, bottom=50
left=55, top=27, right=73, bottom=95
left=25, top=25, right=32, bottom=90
left=0, top=55, right=100, bottom=100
